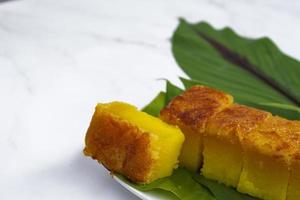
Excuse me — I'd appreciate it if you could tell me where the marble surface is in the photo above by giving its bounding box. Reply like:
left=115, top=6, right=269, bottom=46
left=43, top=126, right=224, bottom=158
left=1, top=0, right=300, bottom=199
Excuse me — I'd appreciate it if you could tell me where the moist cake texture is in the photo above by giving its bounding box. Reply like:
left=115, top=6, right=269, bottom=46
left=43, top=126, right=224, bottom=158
left=160, top=86, right=233, bottom=171
left=84, top=102, right=184, bottom=183
left=203, top=104, right=271, bottom=187
left=160, top=85, right=300, bottom=200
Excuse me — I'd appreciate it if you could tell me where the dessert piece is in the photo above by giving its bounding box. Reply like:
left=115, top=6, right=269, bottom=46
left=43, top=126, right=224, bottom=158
left=160, top=86, right=233, bottom=171
left=237, top=116, right=298, bottom=200
left=160, top=85, right=300, bottom=200
left=287, top=157, right=300, bottom=200
left=84, top=102, right=184, bottom=183
left=202, top=104, right=271, bottom=187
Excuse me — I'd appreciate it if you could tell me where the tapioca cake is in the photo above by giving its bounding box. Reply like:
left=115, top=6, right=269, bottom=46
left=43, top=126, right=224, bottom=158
left=202, top=104, right=271, bottom=187
left=238, top=116, right=300, bottom=200
left=286, top=121, right=300, bottom=200
left=84, top=102, right=184, bottom=183
left=160, top=86, right=233, bottom=171
left=160, top=85, right=300, bottom=200
left=287, top=157, right=300, bottom=200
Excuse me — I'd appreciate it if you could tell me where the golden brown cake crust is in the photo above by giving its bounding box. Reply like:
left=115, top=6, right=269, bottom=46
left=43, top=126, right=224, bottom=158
left=160, top=86, right=233, bottom=131
left=161, top=85, right=300, bottom=163
left=206, top=104, right=271, bottom=142
left=243, top=116, right=300, bottom=163
left=123, top=132, right=153, bottom=182
left=84, top=108, right=153, bottom=183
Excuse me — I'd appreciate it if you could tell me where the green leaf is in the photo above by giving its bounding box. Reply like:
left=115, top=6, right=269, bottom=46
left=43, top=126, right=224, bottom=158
left=142, top=91, right=166, bottom=117
left=118, top=167, right=263, bottom=200
left=172, top=19, right=300, bottom=106
left=165, top=80, right=184, bottom=104
left=254, top=102, right=300, bottom=119
left=117, top=168, right=215, bottom=200
left=193, top=175, right=258, bottom=200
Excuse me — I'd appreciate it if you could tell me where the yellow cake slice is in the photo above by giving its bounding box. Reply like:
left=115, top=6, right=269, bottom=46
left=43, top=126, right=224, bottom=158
left=84, top=102, right=184, bottom=183
left=159, top=85, right=300, bottom=200
left=285, top=121, right=300, bottom=200
left=160, top=86, right=233, bottom=171
left=287, top=158, right=300, bottom=200
left=237, top=116, right=299, bottom=200
left=202, top=104, right=270, bottom=187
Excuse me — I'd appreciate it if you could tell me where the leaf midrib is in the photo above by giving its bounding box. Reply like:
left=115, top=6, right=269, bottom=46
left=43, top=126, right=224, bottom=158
left=193, top=28, right=300, bottom=106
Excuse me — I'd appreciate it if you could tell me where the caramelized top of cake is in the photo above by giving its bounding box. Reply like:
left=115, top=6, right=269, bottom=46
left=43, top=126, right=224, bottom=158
left=160, top=86, right=233, bottom=131
left=206, top=104, right=271, bottom=143
left=243, top=116, right=300, bottom=163
left=161, top=85, right=300, bottom=165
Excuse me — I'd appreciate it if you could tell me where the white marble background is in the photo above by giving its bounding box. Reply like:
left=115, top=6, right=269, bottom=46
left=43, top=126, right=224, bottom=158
left=1, top=0, right=300, bottom=199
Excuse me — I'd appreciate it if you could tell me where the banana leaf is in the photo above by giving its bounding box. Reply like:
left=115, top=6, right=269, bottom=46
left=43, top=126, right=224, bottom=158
left=172, top=19, right=300, bottom=108
left=142, top=91, right=166, bottom=116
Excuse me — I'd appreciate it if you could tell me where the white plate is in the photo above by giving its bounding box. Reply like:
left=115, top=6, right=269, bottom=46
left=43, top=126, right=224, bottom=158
left=113, top=175, right=176, bottom=200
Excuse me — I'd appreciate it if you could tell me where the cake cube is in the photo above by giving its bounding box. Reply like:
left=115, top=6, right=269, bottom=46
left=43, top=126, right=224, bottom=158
left=287, top=158, right=300, bottom=200
left=286, top=121, right=300, bottom=200
left=238, top=117, right=295, bottom=200
left=202, top=104, right=270, bottom=187
left=160, top=86, right=233, bottom=171
left=84, top=102, right=184, bottom=183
